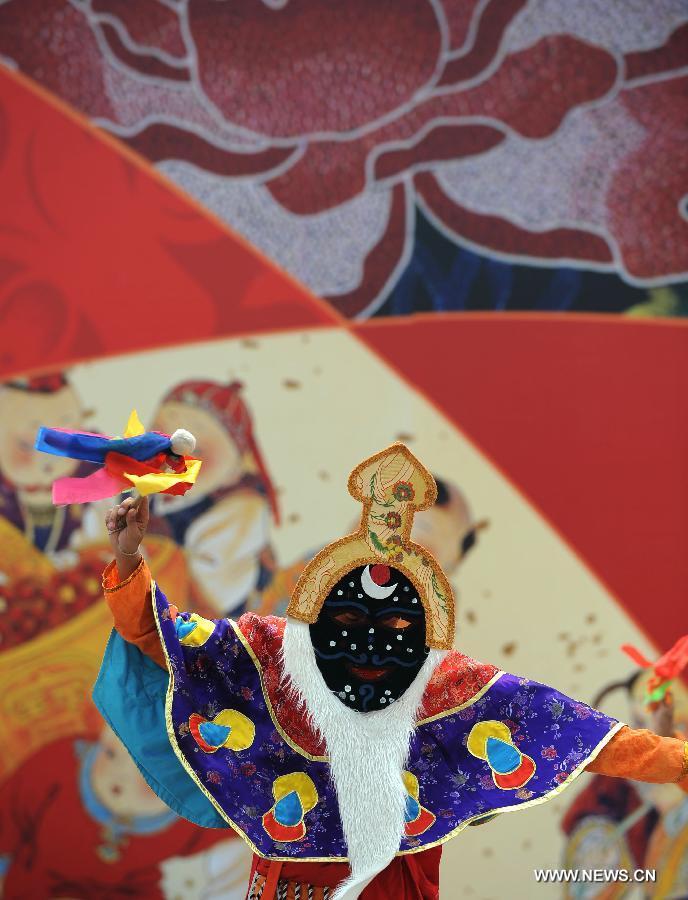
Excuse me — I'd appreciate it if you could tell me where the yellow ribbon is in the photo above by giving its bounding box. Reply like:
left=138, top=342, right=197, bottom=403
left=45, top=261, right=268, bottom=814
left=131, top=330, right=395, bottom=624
left=123, top=458, right=202, bottom=497
left=120, top=408, right=202, bottom=496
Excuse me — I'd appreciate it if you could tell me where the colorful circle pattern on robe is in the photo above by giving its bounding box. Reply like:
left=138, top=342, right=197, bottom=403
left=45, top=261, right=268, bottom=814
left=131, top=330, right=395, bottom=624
left=189, top=709, right=256, bottom=754
left=262, top=772, right=319, bottom=843
left=402, top=770, right=436, bottom=837
left=173, top=611, right=215, bottom=647
left=467, top=720, right=536, bottom=790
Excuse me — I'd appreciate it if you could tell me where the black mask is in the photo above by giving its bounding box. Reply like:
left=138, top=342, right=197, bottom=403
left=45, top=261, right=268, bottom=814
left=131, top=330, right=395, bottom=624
left=309, top=564, right=429, bottom=712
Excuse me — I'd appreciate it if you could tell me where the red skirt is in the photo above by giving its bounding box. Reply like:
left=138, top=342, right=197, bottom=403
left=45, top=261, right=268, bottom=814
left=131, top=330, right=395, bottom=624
left=245, top=846, right=442, bottom=899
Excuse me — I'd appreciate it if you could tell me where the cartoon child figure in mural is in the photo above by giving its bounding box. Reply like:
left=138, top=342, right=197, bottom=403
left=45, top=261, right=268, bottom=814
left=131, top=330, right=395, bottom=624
left=149, top=379, right=279, bottom=617
left=0, top=374, right=85, bottom=559
left=562, top=668, right=688, bottom=899
left=95, top=443, right=688, bottom=900
left=0, top=374, right=108, bottom=649
left=0, top=720, right=251, bottom=899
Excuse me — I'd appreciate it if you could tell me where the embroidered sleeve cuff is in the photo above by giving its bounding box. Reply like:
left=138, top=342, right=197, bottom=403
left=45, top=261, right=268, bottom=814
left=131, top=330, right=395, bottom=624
left=103, top=556, right=159, bottom=656
left=102, top=556, right=150, bottom=593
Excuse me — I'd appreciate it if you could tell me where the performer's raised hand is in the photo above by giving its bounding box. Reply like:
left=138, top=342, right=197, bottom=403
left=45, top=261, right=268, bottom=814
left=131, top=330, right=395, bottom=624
left=106, top=495, right=149, bottom=578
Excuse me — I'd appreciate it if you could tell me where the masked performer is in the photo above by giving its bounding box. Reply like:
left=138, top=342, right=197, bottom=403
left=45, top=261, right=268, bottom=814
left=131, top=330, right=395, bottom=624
left=94, top=445, right=688, bottom=900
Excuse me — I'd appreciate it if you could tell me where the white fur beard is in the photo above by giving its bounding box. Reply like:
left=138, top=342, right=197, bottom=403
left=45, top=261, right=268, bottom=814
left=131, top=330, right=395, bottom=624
left=281, top=620, right=445, bottom=900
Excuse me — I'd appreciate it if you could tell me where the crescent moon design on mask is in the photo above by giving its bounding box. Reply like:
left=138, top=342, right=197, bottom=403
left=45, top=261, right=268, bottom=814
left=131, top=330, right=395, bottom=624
left=361, top=565, right=398, bottom=600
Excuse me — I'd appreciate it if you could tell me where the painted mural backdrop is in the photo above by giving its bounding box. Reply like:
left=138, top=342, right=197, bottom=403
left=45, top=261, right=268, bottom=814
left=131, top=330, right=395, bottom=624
left=0, top=0, right=687, bottom=318
left=0, top=2, right=687, bottom=898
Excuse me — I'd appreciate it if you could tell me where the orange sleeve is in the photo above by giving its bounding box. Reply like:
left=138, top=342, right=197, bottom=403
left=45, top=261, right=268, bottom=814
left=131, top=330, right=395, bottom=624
left=586, top=725, right=688, bottom=794
left=102, top=557, right=167, bottom=670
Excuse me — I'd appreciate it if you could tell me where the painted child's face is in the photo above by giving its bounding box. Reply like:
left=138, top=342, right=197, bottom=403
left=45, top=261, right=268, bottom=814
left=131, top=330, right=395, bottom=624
left=0, top=385, right=82, bottom=500
left=153, top=401, right=244, bottom=500
left=91, top=726, right=169, bottom=817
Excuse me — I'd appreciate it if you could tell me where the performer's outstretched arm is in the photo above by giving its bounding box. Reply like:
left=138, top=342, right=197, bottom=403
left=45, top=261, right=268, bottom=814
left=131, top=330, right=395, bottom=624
left=103, top=496, right=166, bottom=669
left=103, top=554, right=166, bottom=669
left=103, top=499, right=688, bottom=796
left=586, top=724, right=688, bottom=791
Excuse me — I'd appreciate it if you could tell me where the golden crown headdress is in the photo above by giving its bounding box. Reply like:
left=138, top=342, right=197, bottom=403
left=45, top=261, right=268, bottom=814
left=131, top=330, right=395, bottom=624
left=286, top=443, right=455, bottom=649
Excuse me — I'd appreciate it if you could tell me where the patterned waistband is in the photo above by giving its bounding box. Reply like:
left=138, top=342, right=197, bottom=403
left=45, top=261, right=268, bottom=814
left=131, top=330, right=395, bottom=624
left=248, top=871, right=333, bottom=900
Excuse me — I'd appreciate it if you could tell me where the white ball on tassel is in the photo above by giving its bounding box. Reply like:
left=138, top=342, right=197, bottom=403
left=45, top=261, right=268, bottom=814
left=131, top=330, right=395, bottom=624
left=170, top=428, right=196, bottom=456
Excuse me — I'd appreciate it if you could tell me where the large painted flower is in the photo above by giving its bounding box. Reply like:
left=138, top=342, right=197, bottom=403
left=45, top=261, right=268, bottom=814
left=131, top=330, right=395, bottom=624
left=1, top=0, right=686, bottom=315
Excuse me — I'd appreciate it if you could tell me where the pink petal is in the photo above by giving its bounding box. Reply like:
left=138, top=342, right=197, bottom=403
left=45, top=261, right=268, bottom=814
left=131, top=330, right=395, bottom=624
left=440, top=0, right=483, bottom=51
left=0, top=0, right=258, bottom=157
left=91, top=0, right=187, bottom=59
left=607, top=75, right=688, bottom=280
left=373, top=123, right=504, bottom=182
left=102, top=65, right=263, bottom=146
left=434, top=35, right=618, bottom=139
left=186, top=0, right=443, bottom=137
left=268, top=35, right=616, bottom=214
left=0, top=0, right=114, bottom=119
left=266, top=141, right=369, bottom=214
left=95, top=21, right=190, bottom=82
left=266, top=121, right=504, bottom=214
left=415, top=74, right=688, bottom=282
left=123, top=124, right=298, bottom=177
left=416, top=171, right=613, bottom=262
left=624, top=22, right=688, bottom=82
left=327, top=183, right=410, bottom=318
left=439, top=0, right=529, bottom=86
left=412, top=70, right=687, bottom=282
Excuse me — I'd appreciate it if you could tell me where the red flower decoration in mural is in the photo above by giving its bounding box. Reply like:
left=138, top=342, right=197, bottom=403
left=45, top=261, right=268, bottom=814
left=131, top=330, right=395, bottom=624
left=0, top=0, right=686, bottom=316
